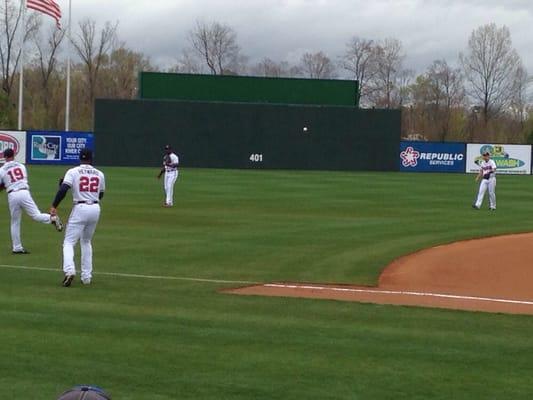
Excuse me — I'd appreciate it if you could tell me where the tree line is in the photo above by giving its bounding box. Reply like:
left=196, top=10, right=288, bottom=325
left=177, top=21, right=532, bottom=143
left=0, top=1, right=153, bottom=131
left=0, top=1, right=531, bottom=142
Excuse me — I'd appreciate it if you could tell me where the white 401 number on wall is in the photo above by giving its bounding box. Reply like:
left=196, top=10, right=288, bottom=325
left=249, top=154, right=263, bottom=162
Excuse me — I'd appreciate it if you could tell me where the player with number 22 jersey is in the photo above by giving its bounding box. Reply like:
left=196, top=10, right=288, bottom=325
left=51, top=148, right=105, bottom=287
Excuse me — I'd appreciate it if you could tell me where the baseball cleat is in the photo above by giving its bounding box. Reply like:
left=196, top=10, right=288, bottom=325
left=489, top=208, right=496, bottom=211
left=472, top=205, right=480, bottom=210
left=62, top=275, right=75, bottom=287
left=51, top=215, right=64, bottom=232
left=81, top=279, right=91, bottom=285
left=12, top=249, right=30, bottom=254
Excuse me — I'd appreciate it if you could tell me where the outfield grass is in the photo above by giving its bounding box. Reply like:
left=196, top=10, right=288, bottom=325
left=1, top=167, right=533, bottom=399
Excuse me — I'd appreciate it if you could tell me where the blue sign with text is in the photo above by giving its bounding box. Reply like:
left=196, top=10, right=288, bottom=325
left=27, top=131, right=94, bottom=165
left=399, top=141, right=466, bottom=172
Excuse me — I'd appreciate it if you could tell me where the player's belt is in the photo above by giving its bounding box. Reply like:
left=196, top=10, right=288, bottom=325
left=75, top=201, right=99, bottom=205
left=7, top=188, right=28, bottom=194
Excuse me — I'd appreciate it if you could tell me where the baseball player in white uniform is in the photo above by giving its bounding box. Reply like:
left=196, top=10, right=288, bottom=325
left=50, top=149, right=105, bottom=287
left=157, top=145, right=179, bottom=207
left=0, top=148, right=63, bottom=254
left=473, top=151, right=497, bottom=211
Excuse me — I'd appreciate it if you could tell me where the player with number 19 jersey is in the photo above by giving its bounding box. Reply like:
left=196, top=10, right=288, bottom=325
left=0, top=161, right=29, bottom=192
left=0, top=148, right=63, bottom=254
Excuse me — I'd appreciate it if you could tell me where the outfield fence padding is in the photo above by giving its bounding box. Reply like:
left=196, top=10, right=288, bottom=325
left=94, top=99, right=400, bottom=171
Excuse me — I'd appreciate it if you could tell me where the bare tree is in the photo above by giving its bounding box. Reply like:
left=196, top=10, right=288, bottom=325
left=299, top=51, right=335, bottom=79
left=0, top=0, right=40, bottom=100
left=460, top=23, right=522, bottom=124
left=509, top=64, right=530, bottom=128
left=340, top=37, right=378, bottom=105
left=395, top=68, right=414, bottom=107
left=251, top=58, right=300, bottom=78
left=426, top=60, right=465, bottom=139
left=72, top=18, right=117, bottom=105
left=33, top=24, right=65, bottom=123
left=101, top=44, right=154, bottom=99
left=369, top=38, right=404, bottom=108
left=173, top=49, right=203, bottom=74
left=188, top=20, right=244, bottom=75
left=253, top=58, right=283, bottom=77
left=0, top=88, right=8, bottom=125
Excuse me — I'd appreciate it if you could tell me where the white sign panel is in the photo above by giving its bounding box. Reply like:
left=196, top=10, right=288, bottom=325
left=466, top=144, right=531, bottom=175
left=0, top=131, right=26, bottom=164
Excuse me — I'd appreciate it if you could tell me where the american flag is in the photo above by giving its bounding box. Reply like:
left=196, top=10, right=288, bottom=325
left=27, top=0, right=62, bottom=29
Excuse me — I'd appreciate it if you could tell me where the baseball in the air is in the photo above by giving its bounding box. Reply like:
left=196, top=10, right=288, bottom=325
left=303, top=127, right=308, bottom=132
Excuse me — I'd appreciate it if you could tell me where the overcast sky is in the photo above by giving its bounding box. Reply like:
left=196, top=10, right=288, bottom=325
left=53, top=0, right=533, bottom=74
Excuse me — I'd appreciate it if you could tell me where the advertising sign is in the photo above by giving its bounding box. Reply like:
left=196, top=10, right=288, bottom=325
left=466, top=144, right=531, bottom=175
left=0, top=131, right=26, bottom=164
left=27, top=131, right=94, bottom=165
left=399, top=141, right=466, bottom=172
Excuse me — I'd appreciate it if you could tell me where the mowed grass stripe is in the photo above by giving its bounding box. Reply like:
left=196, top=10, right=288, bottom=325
left=2, top=167, right=533, bottom=399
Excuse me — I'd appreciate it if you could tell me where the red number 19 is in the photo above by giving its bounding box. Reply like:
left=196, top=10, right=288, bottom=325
left=7, top=167, right=24, bottom=183
left=79, top=176, right=100, bottom=192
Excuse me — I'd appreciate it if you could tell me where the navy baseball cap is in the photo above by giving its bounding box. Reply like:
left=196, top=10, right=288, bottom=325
left=57, top=385, right=111, bottom=400
left=80, top=148, right=93, bottom=161
left=3, top=148, right=14, bottom=159
left=164, top=144, right=172, bottom=150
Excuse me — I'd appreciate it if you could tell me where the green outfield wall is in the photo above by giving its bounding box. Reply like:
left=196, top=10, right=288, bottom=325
left=139, top=72, right=360, bottom=107
left=94, top=99, right=400, bottom=171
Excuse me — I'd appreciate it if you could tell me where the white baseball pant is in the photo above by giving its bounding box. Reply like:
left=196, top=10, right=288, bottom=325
left=164, top=171, right=178, bottom=206
left=8, top=190, right=51, bottom=251
left=63, top=204, right=101, bottom=282
left=475, top=177, right=496, bottom=209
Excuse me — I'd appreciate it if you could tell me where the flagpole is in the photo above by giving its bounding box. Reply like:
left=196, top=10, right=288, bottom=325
left=17, top=0, right=27, bottom=131
left=65, top=0, right=72, bottom=131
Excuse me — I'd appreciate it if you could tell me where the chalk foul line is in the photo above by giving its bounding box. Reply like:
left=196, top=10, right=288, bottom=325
left=0, top=264, right=258, bottom=285
left=3, top=264, right=532, bottom=307
left=264, top=284, right=533, bottom=307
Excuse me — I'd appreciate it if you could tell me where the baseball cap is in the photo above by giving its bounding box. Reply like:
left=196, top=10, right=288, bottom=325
left=80, top=148, right=93, bottom=161
left=57, top=385, right=111, bottom=400
left=3, top=148, right=14, bottom=159
left=164, top=144, right=172, bottom=150
left=482, top=151, right=490, bottom=156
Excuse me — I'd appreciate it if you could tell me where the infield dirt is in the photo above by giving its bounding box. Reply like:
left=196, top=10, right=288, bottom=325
left=228, top=233, right=533, bottom=315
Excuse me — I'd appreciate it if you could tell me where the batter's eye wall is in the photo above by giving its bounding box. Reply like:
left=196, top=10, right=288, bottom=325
left=139, top=72, right=360, bottom=107
left=94, top=99, right=400, bottom=171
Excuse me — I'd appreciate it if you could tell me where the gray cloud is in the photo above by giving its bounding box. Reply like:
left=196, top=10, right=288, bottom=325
left=54, top=0, right=533, bottom=73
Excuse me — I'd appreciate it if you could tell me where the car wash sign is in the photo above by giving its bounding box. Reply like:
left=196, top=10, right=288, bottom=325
left=466, top=144, right=532, bottom=175
left=399, top=141, right=466, bottom=172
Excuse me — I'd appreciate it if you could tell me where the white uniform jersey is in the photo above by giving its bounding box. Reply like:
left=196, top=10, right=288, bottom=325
left=479, top=159, right=497, bottom=178
left=63, top=164, right=105, bottom=203
left=0, top=161, right=30, bottom=192
left=165, top=153, right=179, bottom=172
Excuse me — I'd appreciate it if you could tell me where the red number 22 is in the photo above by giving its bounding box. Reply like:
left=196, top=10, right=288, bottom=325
left=79, top=176, right=100, bottom=192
